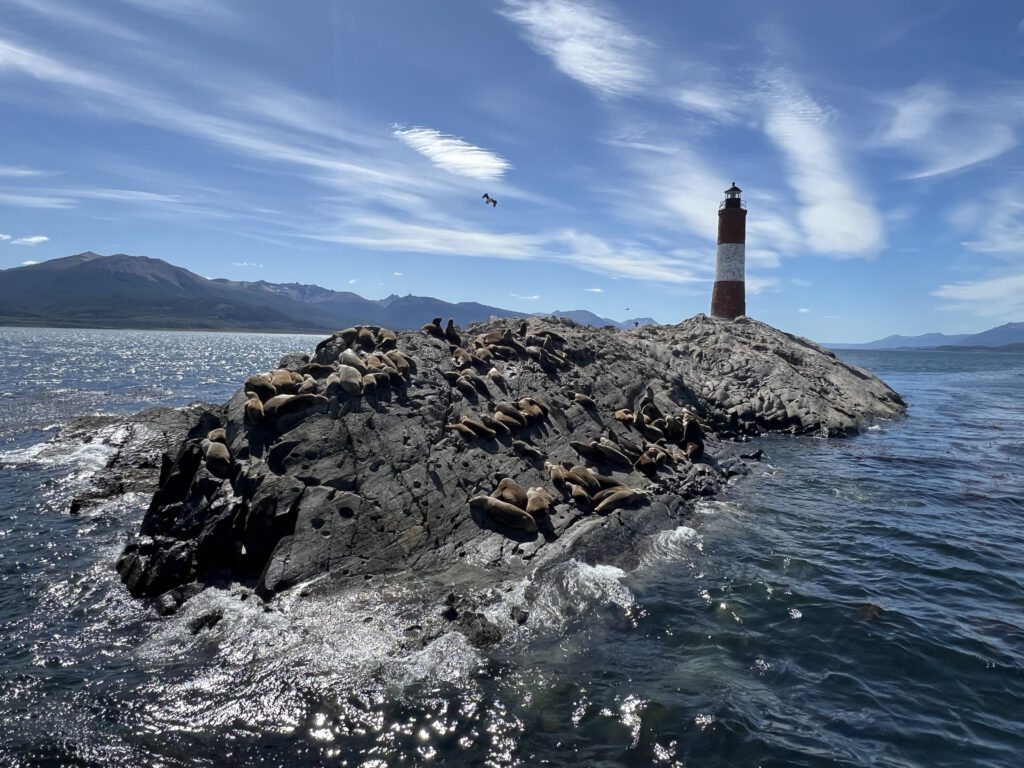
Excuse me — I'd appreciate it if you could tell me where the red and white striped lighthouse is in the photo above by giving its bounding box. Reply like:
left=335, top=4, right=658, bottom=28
left=710, top=183, right=746, bottom=319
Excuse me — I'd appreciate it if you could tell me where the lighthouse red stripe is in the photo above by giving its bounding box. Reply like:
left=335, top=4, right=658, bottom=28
left=717, top=209, right=746, bottom=244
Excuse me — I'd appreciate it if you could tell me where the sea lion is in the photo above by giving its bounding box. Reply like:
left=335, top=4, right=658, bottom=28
left=479, top=329, right=506, bottom=346
left=203, top=440, right=232, bottom=478
left=521, top=397, right=549, bottom=417
left=613, top=408, right=634, bottom=424
left=206, top=427, right=227, bottom=444
left=594, top=487, right=645, bottom=515
left=567, top=483, right=592, bottom=507
left=338, top=327, right=360, bottom=347
left=469, top=495, right=537, bottom=533
left=422, top=317, right=445, bottom=339
left=460, top=370, right=490, bottom=397
left=545, top=461, right=568, bottom=488
left=451, top=346, right=474, bottom=369
left=516, top=400, right=544, bottom=421
left=356, top=326, right=376, bottom=351
left=445, top=319, right=461, bottom=346
left=486, top=367, right=506, bottom=388
left=262, top=394, right=294, bottom=421
left=243, top=374, right=276, bottom=402
left=681, top=411, right=705, bottom=460
left=491, top=477, right=528, bottom=509
left=335, top=365, right=364, bottom=396
left=488, top=344, right=518, bottom=360
left=479, top=413, right=511, bottom=436
left=270, top=369, right=295, bottom=394
left=244, top=392, right=264, bottom=424
left=455, top=377, right=479, bottom=399
left=494, top=402, right=527, bottom=428
left=375, top=327, right=398, bottom=350
left=445, top=423, right=477, bottom=438
left=461, top=416, right=496, bottom=439
left=384, top=350, right=411, bottom=376
left=492, top=412, right=522, bottom=431
left=275, top=394, right=329, bottom=430
left=512, top=439, right=544, bottom=459
left=566, top=465, right=600, bottom=494
left=473, top=346, right=493, bottom=363
left=339, top=349, right=368, bottom=374
left=594, top=441, right=632, bottom=466
left=569, top=440, right=604, bottom=462
left=525, top=487, right=555, bottom=521
left=518, top=320, right=528, bottom=337
left=298, top=377, right=319, bottom=395
left=574, top=392, right=597, bottom=410
left=591, top=485, right=630, bottom=505
left=361, top=373, right=379, bottom=393
left=299, top=362, right=335, bottom=379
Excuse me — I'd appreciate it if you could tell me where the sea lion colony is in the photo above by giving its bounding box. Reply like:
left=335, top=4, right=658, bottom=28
left=117, top=314, right=906, bottom=602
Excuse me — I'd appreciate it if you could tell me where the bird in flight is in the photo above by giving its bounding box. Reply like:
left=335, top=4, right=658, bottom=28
left=482, top=193, right=497, bottom=208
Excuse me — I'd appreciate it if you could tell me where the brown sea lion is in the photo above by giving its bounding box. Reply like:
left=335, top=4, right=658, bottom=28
left=512, top=439, right=544, bottom=459
left=244, top=392, right=264, bottom=424
left=574, top=392, right=597, bottom=410
left=491, top=478, right=528, bottom=509
left=461, top=416, right=496, bottom=439
left=444, top=319, right=462, bottom=346
left=525, top=487, right=555, bottom=521
left=470, top=495, right=537, bottom=532
left=594, top=487, right=645, bottom=515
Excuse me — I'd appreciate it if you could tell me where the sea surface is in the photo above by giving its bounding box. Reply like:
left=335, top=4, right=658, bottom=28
left=0, top=326, right=1022, bottom=767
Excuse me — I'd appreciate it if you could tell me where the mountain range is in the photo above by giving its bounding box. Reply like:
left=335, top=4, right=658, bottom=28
left=830, top=323, right=1024, bottom=350
left=0, top=253, right=655, bottom=333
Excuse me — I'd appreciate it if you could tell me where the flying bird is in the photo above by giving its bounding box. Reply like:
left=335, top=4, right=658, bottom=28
left=482, top=193, right=497, bottom=208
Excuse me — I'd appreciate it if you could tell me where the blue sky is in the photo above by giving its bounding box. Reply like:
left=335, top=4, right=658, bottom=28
left=1, top=0, right=1022, bottom=342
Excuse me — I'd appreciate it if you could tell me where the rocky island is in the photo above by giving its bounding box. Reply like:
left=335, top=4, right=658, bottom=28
left=101, top=314, right=903, bottom=642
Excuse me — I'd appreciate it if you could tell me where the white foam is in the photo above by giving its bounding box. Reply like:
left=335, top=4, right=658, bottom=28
left=529, top=560, right=636, bottom=629
left=639, top=525, right=702, bottom=567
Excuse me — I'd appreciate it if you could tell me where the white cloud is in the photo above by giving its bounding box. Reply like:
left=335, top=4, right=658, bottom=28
left=791, top=277, right=812, bottom=287
left=0, top=192, right=74, bottom=208
left=761, top=71, right=884, bottom=257
left=232, top=261, right=262, bottom=268
left=310, top=216, right=708, bottom=284
left=0, top=164, right=48, bottom=177
left=348, top=279, right=358, bottom=284
left=933, top=273, right=1024, bottom=318
left=12, top=235, right=49, bottom=245
left=393, top=271, right=403, bottom=276
left=798, top=307, right=810, bottom=313
left=878, top=82, right=1018, bottom=179
left=394, top=127, right=511, bottom=180
left=0, top=233, right=10, bottom=241
left=500, top=0, right=651, bottom=98
left=511, top=293, right=540, bottom=300
left=20, top=260, right=39, bottom=265
left=584, top=287, right=604, bottom=292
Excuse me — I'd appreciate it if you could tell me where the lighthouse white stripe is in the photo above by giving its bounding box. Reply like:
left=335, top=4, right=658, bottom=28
left=715, top=242, right=745, bottom=282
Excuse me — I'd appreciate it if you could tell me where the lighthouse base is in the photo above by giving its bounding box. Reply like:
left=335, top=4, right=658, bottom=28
left=711, top=281, right=745, bottom=319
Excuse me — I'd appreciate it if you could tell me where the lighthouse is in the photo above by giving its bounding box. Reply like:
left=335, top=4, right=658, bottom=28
left=710, top=183, right=746, bottom=319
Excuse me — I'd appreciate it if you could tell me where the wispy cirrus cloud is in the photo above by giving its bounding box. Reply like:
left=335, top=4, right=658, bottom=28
left=12, top=235, right=49, bottom=245
left=499, top=0, right=651, bottom=98
left=584, top=287, right=603, bottom=292
left=309, top=215, right=709, bottom=284
left=393, top=127, right=511, bottom=180
left=0, top=164, right=50, bottom=177
left=0, top=192, right=74, bottom=208
left=21, top=260, right=39, bottom=265
left=232, top=261, right=262, bottom=268
left=932, top=273, right=1024, bottom=318
left=761, top=71, right=884, bottom=257
left=878, top=82, right=1018, bottom=179
left=0, top=234, right=9, bottom=241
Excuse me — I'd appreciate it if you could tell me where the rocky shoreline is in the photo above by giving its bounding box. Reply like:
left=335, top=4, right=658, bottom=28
left=63, top=314, right=904, bottom=643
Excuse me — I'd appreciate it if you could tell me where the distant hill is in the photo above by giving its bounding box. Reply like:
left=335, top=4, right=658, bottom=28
left=0, top=253, right=647, bottom=332
left=832, top=322, right=1024, bottom=350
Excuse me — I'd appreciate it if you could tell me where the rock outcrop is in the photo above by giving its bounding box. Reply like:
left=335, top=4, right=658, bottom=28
left=115, top=315, right=905, bottom=605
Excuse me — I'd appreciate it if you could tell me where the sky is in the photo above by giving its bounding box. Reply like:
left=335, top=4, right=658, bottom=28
left=1, top=1, right=1023, bottom=343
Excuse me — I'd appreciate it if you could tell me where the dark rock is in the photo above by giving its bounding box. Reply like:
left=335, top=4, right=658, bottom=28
left=96, top=315, right=903, bottom=609
left=188, top=608, right=224, bottom=634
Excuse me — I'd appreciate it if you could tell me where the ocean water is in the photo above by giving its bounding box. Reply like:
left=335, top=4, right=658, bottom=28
left=0, top=327, right=1022, bottom=767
